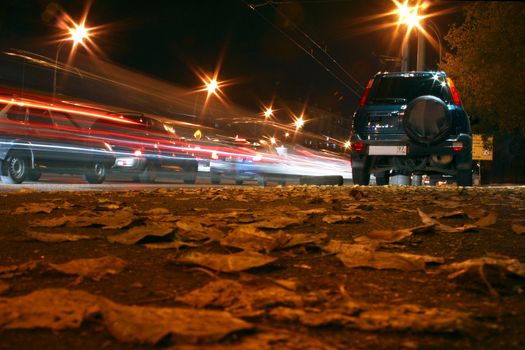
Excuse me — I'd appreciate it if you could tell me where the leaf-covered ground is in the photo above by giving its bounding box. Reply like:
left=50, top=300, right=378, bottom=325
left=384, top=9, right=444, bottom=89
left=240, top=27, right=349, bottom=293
left=1, top=185, right=525, bottom=349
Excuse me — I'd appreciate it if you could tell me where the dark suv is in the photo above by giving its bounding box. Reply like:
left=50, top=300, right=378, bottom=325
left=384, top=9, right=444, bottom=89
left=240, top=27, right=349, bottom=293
left=350, top=71, right=473, bottom=186
left=89, top=114, right=198, bottom=183
left=0, top=93, right=115, bottom=184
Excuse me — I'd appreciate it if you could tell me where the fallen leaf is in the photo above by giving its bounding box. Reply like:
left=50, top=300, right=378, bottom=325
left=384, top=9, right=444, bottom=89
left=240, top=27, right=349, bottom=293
left=103, top=300, right=252, bottom=344
left=30, top=208, right=136, bottom=230
left=0, top=288, right=251, bottom=344
left=355, top=224, right=434, bottom=243
left=14, top=202, right=57, bottom=214
left=30, top=216, right=69, bottom=228
left=176, top=219, right=224, bottom=241
left=145, top=208, right=170, bottom=216
left=27, top=231, right=93, bottom=243
left=108, top=222, right=174, bottom=245
left=0, top=281, right=9, bottom=294
left=325, top=240, right=443, bottom=271
left=143, top=241, right=199, bottom=250
left=221, top=226, right=276, bottom=252
left=429, top=210, right=466, bottom=219
left=251, top=215, right=308, bottom=229
left=177, top=251, right=277, bottom=272
left=175, top=330, right=337, bottom=350
left=272, top=231, right=328, bottom=250
left=512, top=223, right=525, bottom=235
left=49, top=256, right=127, bottom=280
left=475, top=212, right=497, bottom=227
left=440, top=256, right=525, bottom=295
left=270, top=301, right=470, bottom=333
left=322, top=215, right=364, bottom=224
left=177, top=279, right=303, bottom=317
left=417, top=209, right=477, bottom=233
left=0, top=288, right=101, bottom=330
left=0, top=261, right=40, bottom=279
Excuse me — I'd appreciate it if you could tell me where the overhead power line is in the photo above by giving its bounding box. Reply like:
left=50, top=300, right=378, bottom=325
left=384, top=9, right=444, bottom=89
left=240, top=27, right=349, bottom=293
left=242, top=0, right=363, bottom=98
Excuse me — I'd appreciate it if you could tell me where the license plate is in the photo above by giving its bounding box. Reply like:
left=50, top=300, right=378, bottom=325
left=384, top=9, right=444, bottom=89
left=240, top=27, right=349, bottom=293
left=368, top=145, right=407, bottom=155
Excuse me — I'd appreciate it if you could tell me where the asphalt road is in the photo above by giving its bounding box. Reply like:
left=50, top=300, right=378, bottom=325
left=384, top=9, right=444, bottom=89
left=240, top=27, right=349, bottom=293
left=0, top=173, right=303, bottom=192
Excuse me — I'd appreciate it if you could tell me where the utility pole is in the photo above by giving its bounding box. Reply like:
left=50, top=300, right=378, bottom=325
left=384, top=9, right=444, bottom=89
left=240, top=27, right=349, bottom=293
left=416, top=6, right=425, bottom=71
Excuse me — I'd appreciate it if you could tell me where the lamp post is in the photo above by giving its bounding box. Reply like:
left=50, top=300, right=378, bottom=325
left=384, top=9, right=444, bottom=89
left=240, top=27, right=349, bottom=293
left=396, top=2, right=421, bottom=71
left=53, top=23, right=89, bottom=100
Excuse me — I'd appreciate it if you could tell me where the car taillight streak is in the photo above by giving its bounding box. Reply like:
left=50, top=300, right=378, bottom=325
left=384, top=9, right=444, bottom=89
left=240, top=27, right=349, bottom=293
left=359, top=79, right=374, bottom=107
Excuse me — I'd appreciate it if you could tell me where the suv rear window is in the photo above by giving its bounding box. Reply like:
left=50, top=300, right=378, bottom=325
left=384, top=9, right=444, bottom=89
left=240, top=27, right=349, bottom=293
left=367, top=75, right=451, bottom=105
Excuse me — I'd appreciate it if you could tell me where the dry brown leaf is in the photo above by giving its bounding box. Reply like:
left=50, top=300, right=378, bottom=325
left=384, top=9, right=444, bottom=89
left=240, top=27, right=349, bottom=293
left=49, top=256, right=127, bottom=280
left=440, top=256, right=525, bottom=294
left=322, top=215, right=364, bottom=224
left=174, top=330, right=337, bottom=350
left=298, top=208, right=328, bottom=216
left=30, top=208, right=136, bottom=230
left=143, top=241, right=199, bottom=250
left=27, top=231, right=93, bottom=243
left=176, top=219, right=224, bottom=241
left=102, top=300, right=252, bottom=344
left=250, top=215, right=308, bottom=229
left=429, top=210, right=466, bottom=219
left=0, top=280, right=9, bottom=294
left=512, top=223, right=525, bottom=235
left=417, top=209, right=477, bottom=233
left=177, top=251, right=277, bottom=272
left=273, top=231, right=328, bottom=250
left=177, top=279, right=303, bottom=317
left=356, top=224, right=434, bottom=243
left=270, top=302, right=470, bottom=333
left=475, top=212, right=497, bottom=227
left=108, top=222, right=174, bottom=245
left=221, top=226, right=276, bottom=252
left=145, top=208, right=170, bottom=216
left=0, top=261, right=40, bottom=279
left=325, top=240, right=443, bottom=271
left=14, top=202, right=57, bottom=214
left=0, top=288, right=251, bottom=344
left=30, top=216, right=69, bottom=228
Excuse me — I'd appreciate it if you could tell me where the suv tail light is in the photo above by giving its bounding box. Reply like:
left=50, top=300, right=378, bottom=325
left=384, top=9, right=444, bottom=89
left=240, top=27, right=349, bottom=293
left=446, top=78, right=461, bottom=106
left=352, top=141, right=364, bottom=151
left=133, top=149, right=143, bottom=156
left=452, top=142, right=463, bottom=151
left=359, top=79, right=374, bottom=107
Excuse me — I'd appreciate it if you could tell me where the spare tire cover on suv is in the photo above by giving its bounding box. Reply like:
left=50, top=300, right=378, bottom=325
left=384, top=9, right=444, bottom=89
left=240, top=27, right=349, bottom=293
left=403, top=95, right=451, bottom=145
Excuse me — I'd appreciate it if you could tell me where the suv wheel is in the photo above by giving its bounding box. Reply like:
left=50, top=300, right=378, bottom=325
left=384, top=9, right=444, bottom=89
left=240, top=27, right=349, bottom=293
left=235, top=179, right=243, bottom=185
left=27, top=170, right=42, bottom=182
left=182, top=161, right=198, bottom=184
left=84, top=162, right=107, bottom=184
left=456, top=169, right=473, bottom=186
left=210, top=172, right=221, bottom=185
left=137, top=162, right=159, bottom=183
left=374, top=171, right=389, bottom=186
left=1, top=152, right=28, bottom=184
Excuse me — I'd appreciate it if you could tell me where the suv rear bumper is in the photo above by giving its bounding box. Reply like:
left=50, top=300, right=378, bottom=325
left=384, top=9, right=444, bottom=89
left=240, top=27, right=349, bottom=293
left=351, top=133, right=472, bottom=173
left=352, top=134, right=471, bottom=157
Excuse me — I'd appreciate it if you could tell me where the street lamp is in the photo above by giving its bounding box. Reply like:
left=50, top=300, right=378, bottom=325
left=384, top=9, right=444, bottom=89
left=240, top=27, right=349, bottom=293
left=206, top=79, right=218, bottom=95
left=263, top=107, right=273, bottom=119
left=294, top=116, right=305, bottom=130
left=53, top=23, right=90, bottom=99
left=395, top=2, right=421, bottom=71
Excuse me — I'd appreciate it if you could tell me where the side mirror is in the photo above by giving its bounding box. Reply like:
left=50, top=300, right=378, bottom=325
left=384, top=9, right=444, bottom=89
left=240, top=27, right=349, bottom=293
left=469, top=115, right=480, bottom=125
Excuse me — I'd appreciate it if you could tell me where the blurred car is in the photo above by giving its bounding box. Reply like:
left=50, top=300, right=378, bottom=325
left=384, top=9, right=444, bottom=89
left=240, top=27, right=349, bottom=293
left=0, top=92, right=115, bottom=184
left=350, top=71, right=475, bottom=186
left=89, top=113, right=198, bottom=183
left=208, top=136, right=269, bottom=185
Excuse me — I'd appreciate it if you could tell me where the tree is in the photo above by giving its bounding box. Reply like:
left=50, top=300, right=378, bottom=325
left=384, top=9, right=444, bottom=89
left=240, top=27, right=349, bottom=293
left=441, top=3, right=525, bottom=135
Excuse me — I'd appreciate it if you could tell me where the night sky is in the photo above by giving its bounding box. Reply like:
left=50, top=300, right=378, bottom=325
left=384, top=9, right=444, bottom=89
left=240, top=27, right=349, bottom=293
left=0, top=0, right=464, bottom=117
